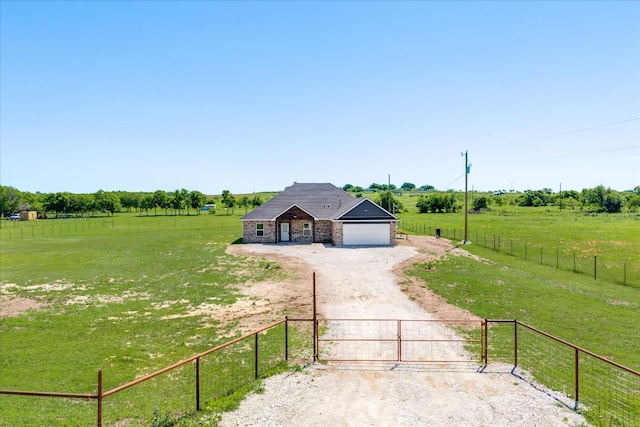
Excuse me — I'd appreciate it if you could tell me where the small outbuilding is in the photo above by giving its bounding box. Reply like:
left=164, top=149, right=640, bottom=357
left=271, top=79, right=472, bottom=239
left=20, top=211, right=38, bottom=221
left=240, top=183, right=398, bottom=246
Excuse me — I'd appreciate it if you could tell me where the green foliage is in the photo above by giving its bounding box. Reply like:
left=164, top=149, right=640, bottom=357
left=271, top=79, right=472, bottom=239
left=375, top=191, right=404, bottom=213
left=0, top=185, right=23, bottom=217
left=343, top=183, right=364, bottom=193
left=369, top=182, right=396, bottom=191
left=517, top=189, right=553, bottom=207
left=472, top=196, right=488, bottom=211
left=416, top=193, right=458, bottom=213
left=400, top=182, right=416, bottom=191
left=221, top=190, right=236, bottom=214
left=151, top=406, right=177, bottom=427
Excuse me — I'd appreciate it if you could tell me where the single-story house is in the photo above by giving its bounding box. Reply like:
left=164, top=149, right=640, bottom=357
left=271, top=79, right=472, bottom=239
left=240, top=182, right=398, bottom=246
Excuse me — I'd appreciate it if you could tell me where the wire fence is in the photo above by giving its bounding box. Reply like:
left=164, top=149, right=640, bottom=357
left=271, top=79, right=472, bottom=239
left=398, top=222, right=638, bottom=287
left=2, top=315, right=638, bottom=426
left=0, top=318, right=314, bottom=427
left=486, top=320, right=640, bottom=427
left=0, top=217, right=243, bottom=240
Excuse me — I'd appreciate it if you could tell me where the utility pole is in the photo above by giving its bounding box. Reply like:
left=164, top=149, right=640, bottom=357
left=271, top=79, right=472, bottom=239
left=388, top=174, right=392, bottom=212
left=463, top=151, right=471, bottom=244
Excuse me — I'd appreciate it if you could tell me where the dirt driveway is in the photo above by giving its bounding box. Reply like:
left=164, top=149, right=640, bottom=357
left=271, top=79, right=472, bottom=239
left=221, top=238, right=587, bottom=426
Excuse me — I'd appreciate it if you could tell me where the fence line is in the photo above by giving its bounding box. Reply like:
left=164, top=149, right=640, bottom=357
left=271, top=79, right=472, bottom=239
left=0, top=218, right=242, bottom=240
left=399, top=221, right=637, bottom=287
left=2, top=317, right=638, bottom=426
left=486, top=319, right=640, bottom=426
left=0, top=318, right=314, bottom=426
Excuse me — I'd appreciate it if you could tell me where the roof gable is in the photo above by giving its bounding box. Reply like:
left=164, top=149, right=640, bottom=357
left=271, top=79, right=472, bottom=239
left=336, top=198, right=398, bottom=221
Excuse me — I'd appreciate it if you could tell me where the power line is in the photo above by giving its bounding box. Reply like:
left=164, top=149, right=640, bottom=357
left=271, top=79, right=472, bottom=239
left=477, top=145, right=639, bottom=166
left=474, top=117, right=640, bottom=151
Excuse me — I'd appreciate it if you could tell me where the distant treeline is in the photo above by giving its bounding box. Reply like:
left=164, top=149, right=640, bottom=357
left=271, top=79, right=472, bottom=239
left=413, top=186, right=640, bottom=214
left=0, top=187, right=265, bottom=218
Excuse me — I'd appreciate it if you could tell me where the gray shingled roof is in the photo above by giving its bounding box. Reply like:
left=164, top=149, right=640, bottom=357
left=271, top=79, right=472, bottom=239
left=240, top=183, right=363, bottom=221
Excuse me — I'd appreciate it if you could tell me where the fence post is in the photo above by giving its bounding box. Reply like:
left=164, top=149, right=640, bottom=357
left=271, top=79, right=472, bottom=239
left=482, top=320, right=488, bottom=366
left=397, top=320, right=402, bottom=362
left=97, top=370, right=103, bottom=427
left=195, top=358, right=201, bottom=412
left=285, top=317, right=289, bottom=362
left=254, top=333, right=259, bottom=379
left=514, top=321, right=518, bottom=371
left=313, top=273, right=318, bottom=362
left=574, top=348, right=580, bottom=410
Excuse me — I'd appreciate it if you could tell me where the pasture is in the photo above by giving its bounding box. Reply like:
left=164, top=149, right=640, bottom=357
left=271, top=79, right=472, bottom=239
left=1, top=202, right=639, bottom=425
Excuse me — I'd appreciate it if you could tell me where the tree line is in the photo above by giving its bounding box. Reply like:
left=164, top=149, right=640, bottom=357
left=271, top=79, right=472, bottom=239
left=0, top=186, right=264, bottom=218
left=415, top=185, right=639, bottom=214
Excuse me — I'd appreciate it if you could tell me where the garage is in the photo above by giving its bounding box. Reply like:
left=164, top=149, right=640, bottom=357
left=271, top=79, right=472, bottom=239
left=342, top=223, right=391, bottom=245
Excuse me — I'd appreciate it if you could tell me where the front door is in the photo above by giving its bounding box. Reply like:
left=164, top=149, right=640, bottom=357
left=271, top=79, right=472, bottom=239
left=280, top=223, right=290, bottom=242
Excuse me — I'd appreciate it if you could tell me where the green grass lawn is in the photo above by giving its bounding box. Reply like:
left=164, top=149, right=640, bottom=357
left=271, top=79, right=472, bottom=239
left=0, top=213, right=297, bottom=425
left=405, top=245, right=640, bottom=369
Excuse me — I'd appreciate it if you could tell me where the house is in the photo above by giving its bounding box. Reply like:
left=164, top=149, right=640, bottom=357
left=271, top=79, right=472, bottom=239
left=240, top=183, right=398, bottom=246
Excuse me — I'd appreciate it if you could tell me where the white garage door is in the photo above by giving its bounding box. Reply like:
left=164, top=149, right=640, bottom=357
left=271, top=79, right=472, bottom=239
left=343, top=223, right=390, bottom=245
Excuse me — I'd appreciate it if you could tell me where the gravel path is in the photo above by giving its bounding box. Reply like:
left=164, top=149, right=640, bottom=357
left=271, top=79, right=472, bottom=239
left=219, top=242, right=587, bottom=426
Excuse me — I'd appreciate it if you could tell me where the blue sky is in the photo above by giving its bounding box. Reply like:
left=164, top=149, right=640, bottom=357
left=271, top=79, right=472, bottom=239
left=1, top=1, right=638, bottom=195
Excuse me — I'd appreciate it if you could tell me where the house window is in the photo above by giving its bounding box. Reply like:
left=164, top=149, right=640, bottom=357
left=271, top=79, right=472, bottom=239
left=303, top=222, right=311, bottom=236
left=256, top=223, right=264, bottom=237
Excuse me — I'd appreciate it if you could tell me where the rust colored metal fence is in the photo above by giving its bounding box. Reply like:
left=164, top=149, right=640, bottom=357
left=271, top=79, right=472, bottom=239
left=0, top=318, right=314, bottom=427
left=317, top=318, right=485, bottom=363
left=2, top=317, right=639, bottom=426
left=486, top=320, right=640, bottom=427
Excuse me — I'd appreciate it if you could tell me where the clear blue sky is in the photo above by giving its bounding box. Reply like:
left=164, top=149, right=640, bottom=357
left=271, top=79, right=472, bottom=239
left=1, top=1, right=638, bottom=195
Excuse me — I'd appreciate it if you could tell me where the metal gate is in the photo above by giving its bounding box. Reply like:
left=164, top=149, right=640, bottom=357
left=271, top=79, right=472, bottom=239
left=317, top=318, right=486, bottom=363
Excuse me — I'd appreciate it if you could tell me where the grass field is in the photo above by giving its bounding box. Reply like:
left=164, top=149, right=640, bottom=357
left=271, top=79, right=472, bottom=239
left=0, top=213, right=295, bottom=425
left=1, top=202, right=639, bottom=425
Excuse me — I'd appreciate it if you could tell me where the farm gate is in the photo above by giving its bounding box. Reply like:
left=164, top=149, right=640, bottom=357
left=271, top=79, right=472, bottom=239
left=316, top=318, right=486, bottom=364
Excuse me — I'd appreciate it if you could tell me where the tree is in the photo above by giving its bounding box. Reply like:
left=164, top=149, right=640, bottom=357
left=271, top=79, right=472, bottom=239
left=221, top=190, right=236, bottom=214
left=0, top=185, right=22, bottom=217
left=472, top=196, right=488, bottom=211
left=376, top=192, right=404, bottom=213
left=416, top=193, right=458, bottom=213
left=239, top=196, right=251, bottom=213
left=170, top=189, right=188, bottom=215
left=188, top=190, right=206, bottom=215
left=582, top=185, right=623, bottom=213
left=251, top=195, right=263, bottom=208
left=94, top=190, right=121, bottom=216
left=120, top=192, right=141, bottom=212
left=517, top=190, right=552, bottom=207
left=139, top=194, right=155, bottom=215
left=400, top=182, right=416, bottom=191
left=153, top=190, right=169, bottom=215
left=419, top=184, right=435, bottom=192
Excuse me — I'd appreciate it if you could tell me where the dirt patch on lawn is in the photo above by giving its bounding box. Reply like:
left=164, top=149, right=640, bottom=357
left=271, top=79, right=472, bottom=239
left=0, top=295, right=42, bottom=318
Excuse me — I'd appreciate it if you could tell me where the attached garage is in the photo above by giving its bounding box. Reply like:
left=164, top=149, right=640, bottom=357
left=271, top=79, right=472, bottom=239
left=343, top=222, right=391, bottom=245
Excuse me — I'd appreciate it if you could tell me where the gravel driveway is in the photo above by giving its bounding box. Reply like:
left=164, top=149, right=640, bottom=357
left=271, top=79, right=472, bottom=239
left=219, top=243, right=587, bottom=426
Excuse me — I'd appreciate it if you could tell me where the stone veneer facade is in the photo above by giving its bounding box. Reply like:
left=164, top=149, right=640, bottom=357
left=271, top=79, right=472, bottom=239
left=242, top=220, right=396, bottom=245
